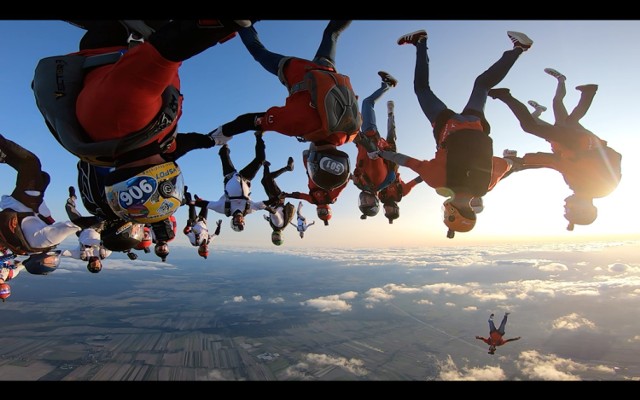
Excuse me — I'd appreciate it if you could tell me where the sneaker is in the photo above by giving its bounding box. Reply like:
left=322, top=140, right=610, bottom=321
left=208, top=126, right=231, bottom=146
left=503, top=149, right=518, bottom=157
left=387, top=100, right=395, bottom=115
left=505, top=312, right=511, bottom=316
left=576, top=84, right=598, bottom=93
left=378, top=71, right=398, bottom=87
left=263, top=160, right=271, bottom=168
left=527, top=100, right=547, bottom=112
left=287, top=156, right=294, bottom=172
left=397, top=29, right=427, bottom=46
left=487, top=88, right=511, bottom=100
left=507, top=31, right=533, bottom=51
left=489, top=313, right=495, bottom=319
left=544, top=68, right=566, bottom=81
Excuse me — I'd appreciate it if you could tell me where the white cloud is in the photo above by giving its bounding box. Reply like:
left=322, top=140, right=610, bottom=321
left=302, top=295, right=352, bottom=313
left=607, top=263, right=627, bottom=274
left=516, top=350, right=615, bottom=380
left=233, top=296, right=245, bottom=303
left=437, top=355, right=506, bottom=381
left=339, top=291, right=358, bottom=300
left=305, top=353, right=368, bottom=376
left=415, top=299, right=433, bottom=305
left=551, top=313, right=596, bottom=330
left=538, top=262, right=568, bottom=272
left=421, top=282, right=475, bottom=295
left=268, top=297, right=284, bottom=303
left=463, top=306, right=478, bottom=311
left=365, top=287, right=394, bottom=303
left=252, top=295, right=262, bottom=301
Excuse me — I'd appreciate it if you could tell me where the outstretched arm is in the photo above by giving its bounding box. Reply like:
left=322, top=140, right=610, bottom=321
left=504, top=336, right=521, bottom=343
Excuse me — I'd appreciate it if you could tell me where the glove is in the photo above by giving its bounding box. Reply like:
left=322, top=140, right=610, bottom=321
left=216, top=219, right=222, bottom=227
left=264, top=205, right=276, bottom=215
left=367, top=150, right=380, bottom=160
left=68, top=186, right=76, bottom=199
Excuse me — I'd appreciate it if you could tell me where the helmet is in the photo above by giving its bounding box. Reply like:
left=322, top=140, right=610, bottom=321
left=442, top=199, right=476, bottom=239
left=316, top=205, right=332, bottom=226
left=197, top=242, right=209, bottom=259
left=134, top=226, right=152, bottom=251
left=383, top=201, right=399, bottom=224
left=271, top=231, right=284, bottom=246
left=155, top=242, right=169, bottom=262
left=306, top=148, right=351, bottom=191
left=101, top=220, right=144, bottom=252
left=230, top=212, right=245, bottom=232
left=0, top=283, right=10, bottom=301
left=87, top=256, right=102, bottom=273
left=358, top=191, right=380, bottom=218
left=564, top=194, right=597, bottom=231
left=22, top=250, right=62, bottom=275
left=104, top=161, right=185, bottom=224
left=470, top=197, right=484, bottom=214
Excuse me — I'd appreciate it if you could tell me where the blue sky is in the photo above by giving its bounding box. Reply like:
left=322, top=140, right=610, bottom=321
left=1, top=20, right=638, bottom=249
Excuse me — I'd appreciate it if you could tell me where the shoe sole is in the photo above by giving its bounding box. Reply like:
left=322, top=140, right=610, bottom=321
left=507, top=31, right=533, bottom=47
left=544, top=68, right=566, bottom=80
left=397, top=30, right=427, bottom=45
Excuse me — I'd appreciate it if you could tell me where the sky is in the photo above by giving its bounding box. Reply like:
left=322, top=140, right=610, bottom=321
left=1, top=20, right=639, bottom=249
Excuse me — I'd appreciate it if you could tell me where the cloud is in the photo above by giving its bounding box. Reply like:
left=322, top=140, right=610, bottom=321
left=607, top=263, right=628, bottom=274
left=281, top=354, right=368, bottom=380
left=551, top=313, right=596, bottom=331
left=302, top=293, right=353, bottom=313
left=364, top=287, right=394, bottom=303
left=437, top=355, right=506, bottom=381
left=538, top=262, right=568, bottom=272
left=232, top=296, right=245, bottom=303
left=305, top=353, right=368, bottom=376
left=415, top=299, right=433, bottom=305
left=516, top=350, right=615, bottom=380
left=268, top=297, right=284, bottom=303
left=252, top=295, right=262, bottom=301
left=421, top=282, right=475, bottom=295
left=463, top=306, right=478, bottom=311
left=59, top=256, right=176, bottom=272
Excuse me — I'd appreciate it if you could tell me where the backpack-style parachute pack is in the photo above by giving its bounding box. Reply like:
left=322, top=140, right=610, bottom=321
left=292, top=68, right=362, bottom=144
left=0, top=209, right=56, bottom=255
left=31, top=52, right=179, bottom=167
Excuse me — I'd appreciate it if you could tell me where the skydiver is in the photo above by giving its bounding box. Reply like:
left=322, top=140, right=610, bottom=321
left=488, top=68, right=622, bottom=231
left=476, top=312, right=521, bottom=355
left=374, top=29, right=532, bottom=238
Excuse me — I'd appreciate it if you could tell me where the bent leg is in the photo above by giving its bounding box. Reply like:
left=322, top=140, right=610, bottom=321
left=313, top=20, right=351, bottom=68
left=361, top=83, right=390, bottom=133
left=552, top=78, right=568, bottom=125
left=219, top=145, right=236, bottom=177
left=239, top=133, right=266, bottom=181
left=239, top=25, right=285, bottom=76
left=464, top=48, right=524, bottom=115
left=566, top=85, right=597, bottom=127
left=494, top=91, right=564, bottom=142
left=498, top=314, right=508, bottom=335
left=413, top=38, right=447, bottom=125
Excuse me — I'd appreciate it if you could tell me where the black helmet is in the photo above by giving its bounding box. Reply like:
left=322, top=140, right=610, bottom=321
left=383, top=201, right=400, bottom=224
left=155, top=242, right=170, bottom=262
left=101, top=220, right=144, bottom=252
left=87, top=256, right=102, bottom=273
left=358, top=191, right=380, bottom=218
left=306, top=148, right=350, bottom=191
left=22, top=250, right=62, bottom=275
